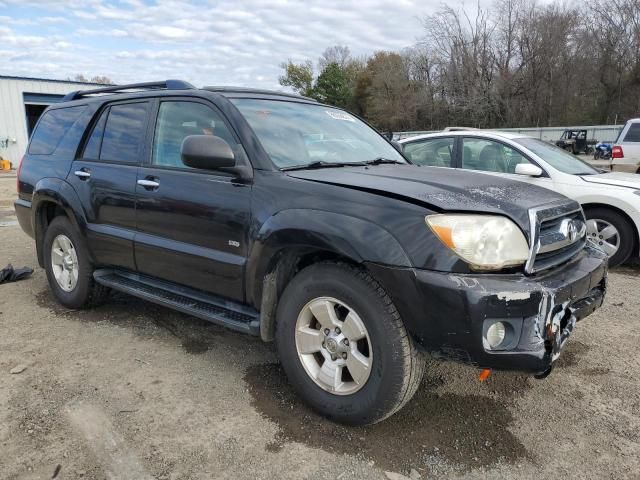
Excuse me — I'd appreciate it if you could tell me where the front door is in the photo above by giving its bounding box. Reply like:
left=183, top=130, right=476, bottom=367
left=460, top=137, right=554, bottom=190
left=134, top=99, right=251, bottom=302
left=68, top=100, right=151, bottom=270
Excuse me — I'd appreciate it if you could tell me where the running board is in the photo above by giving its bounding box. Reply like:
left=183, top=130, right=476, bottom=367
left=93, top=269, right=260, bottom=335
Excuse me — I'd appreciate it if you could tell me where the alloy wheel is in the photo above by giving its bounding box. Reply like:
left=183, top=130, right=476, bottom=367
left=586, top=218, right=620, bottom=257
left=294, top=297, right=373, bottom=395
left=50, top=234, right=79, bottom=292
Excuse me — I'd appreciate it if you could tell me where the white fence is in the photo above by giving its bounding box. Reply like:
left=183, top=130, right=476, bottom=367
left=394, top=125, right=624, bottom=143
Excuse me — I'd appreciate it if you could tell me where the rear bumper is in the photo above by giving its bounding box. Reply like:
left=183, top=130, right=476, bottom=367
left=611, top=156, right=640, bottom=173
left=14, top=198, right=33, bottom=238
left=367, top=245, right=608, bottom=375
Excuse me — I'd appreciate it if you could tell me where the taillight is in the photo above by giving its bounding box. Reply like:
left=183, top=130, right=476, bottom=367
left=612, top=146, right=624, bottom=159
left=17, top=156, right=24, bottom=193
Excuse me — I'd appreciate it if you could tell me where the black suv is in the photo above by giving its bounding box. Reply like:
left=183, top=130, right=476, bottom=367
left=16, top=80, right=607, bottom=425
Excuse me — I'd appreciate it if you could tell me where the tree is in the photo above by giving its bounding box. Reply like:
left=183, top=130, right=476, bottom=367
left=69, top=74, right=113, bottom=85
left=319, top=45, right=352, bottom=70
left=364, top=51, right=418, bottom=131
left=276, top=0, right=640, bottom=131
left=90, top=75, right=113, bottom=85
left=278, top=60, right=314, bottom=97
left=313, top=62, right=353, bottom=108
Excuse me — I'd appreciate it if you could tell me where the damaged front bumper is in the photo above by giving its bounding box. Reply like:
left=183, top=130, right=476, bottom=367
left=367, top=244, right=608, bottom=375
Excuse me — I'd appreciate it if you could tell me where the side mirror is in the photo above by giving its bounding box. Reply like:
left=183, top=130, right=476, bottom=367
left=391, top=140, right=403, bottom=153
left=181, top=135, right=235, bottom=170
left=515, top=163, right=543, bottom=177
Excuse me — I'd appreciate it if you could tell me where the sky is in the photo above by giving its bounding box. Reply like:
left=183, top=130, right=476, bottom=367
left=0, top=0, right=434, bottom=90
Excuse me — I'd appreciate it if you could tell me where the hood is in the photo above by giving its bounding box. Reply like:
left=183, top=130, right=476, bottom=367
left=580, top=172, right=640, bottom=190
left=287, top=165, right=573, bottom=231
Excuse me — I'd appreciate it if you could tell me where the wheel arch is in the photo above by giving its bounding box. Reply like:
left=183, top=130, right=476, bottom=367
left=32, top=179, right=89, bottom=267
left=247, top=209, right=412, bottom=342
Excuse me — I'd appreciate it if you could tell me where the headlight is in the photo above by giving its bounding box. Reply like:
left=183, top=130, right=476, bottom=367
left=426, top=214, right=529, bottom=270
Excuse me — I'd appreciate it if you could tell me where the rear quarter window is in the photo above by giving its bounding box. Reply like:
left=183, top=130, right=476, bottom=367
left=28, top=106, right=87, bottom=155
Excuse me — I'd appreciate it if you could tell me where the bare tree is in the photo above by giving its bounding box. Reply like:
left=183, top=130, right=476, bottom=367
left=277, top=0, right=640, bottom=131
left=318, top=46, right=352, bottom=70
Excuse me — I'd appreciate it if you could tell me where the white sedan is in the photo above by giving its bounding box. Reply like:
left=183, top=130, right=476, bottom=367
left=399, top=130, right=640, bottom=266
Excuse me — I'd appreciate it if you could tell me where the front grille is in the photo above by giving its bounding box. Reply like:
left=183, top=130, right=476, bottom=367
left=525, top=202, right=586, bottom=274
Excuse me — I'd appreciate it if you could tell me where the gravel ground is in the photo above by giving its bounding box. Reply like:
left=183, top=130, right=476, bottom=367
left=1, top=174, right=639, bottom=480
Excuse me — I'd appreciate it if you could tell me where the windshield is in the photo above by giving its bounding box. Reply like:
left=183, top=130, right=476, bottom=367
left=514, top=137, right=599, bottom=175
left=231, top=98, right=406, bottom=169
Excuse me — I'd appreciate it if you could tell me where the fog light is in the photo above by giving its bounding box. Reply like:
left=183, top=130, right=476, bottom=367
left=486, top=322, right=506, bottom=348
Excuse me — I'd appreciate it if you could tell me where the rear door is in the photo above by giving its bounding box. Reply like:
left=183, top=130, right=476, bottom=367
left=69, top=100, right=151, bottom=270
left=134, top=98, right=251, bottom=301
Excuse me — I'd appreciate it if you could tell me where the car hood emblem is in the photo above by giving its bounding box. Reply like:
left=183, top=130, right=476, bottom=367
left=561, top=218, right=586, bottom=243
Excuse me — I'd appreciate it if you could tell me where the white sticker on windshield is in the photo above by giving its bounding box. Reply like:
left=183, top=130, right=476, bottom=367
left=325, top=110, right=355, bottom=122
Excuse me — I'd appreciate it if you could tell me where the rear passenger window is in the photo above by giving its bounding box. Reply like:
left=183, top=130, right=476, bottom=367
left=403, top=138, right=454, bottom=167
left=100, top=102, right=149, bottom=163
left=81, top=109, right=107, bottom=160
left=623, top=123, right=640, bottom=142
left=152, top=101, right=236, bottom=169
left=28, top=106, right=87, bottom=155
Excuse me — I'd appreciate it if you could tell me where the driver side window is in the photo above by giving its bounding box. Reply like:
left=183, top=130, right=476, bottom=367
left=152, top=101, right=236, bottom=169
left=462, top=138, right=531, bottom=174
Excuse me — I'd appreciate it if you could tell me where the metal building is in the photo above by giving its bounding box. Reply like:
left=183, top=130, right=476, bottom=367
left=0, top=75, right=108, bottom=168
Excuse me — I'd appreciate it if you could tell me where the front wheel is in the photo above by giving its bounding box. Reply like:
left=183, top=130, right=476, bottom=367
left=275, top=263, right=425, bottom=425
left=584, top=207, right=635, bottom=267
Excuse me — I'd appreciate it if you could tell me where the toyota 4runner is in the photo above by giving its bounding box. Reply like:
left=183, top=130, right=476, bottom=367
left=16, top=80, right=607, bottom=425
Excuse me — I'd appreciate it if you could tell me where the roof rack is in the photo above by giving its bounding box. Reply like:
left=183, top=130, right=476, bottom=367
left=62, top=79, right=195, bottom=102
left=203, top=86, right=317, bottom=102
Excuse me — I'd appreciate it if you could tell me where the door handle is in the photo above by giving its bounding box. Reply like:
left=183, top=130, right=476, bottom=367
left=74, top=170, right=91, bottom=179
left=137, top=179, right=160, bottom=189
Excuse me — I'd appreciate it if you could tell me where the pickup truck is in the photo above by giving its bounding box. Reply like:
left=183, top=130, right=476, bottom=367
left=15, top=80, right=607, bottom=425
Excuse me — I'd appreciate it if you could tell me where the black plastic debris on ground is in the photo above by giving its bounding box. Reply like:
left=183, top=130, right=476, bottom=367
left=0, top=264, right=33, bottom=284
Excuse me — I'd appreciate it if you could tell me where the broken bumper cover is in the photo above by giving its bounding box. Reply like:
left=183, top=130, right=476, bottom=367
left=368, top=244, right=607, bottom=374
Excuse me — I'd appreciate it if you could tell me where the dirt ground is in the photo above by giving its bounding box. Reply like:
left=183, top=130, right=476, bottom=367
left=1, top=173, right=639, bottom=480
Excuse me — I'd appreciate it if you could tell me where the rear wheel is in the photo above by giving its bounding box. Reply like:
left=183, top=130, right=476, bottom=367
left=584, top=207, right=635, bottom=267
left=275, top=263, right=425, bottom=425
left=43, top=216, right=109, bottom=309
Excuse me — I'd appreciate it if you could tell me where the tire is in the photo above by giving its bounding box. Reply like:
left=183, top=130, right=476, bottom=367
left=43, top=216, right=109, bottom=309
left=584, top=207, right=635, bottom=267
left=275, top=262, right=425, bottom=425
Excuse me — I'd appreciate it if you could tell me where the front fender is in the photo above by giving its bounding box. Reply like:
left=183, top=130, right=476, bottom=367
left=246, top=209, right=412, bottom=306
left=31, top=178, right=89, bottom=267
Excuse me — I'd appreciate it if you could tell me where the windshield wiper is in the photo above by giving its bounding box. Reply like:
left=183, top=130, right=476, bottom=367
left=362, top=157, right=405, bottom=165
left=281, top=158, right=405, bottom=171
left=281, top=161, right=350, bottom=171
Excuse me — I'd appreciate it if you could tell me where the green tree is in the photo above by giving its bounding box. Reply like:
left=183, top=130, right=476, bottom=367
left=278, top=60, right=314, bottom=97
left=313, top=62, right=353, bottom=108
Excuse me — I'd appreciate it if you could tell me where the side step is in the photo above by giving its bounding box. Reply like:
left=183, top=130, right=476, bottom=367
left=93, top=269, right=260, bottom=336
